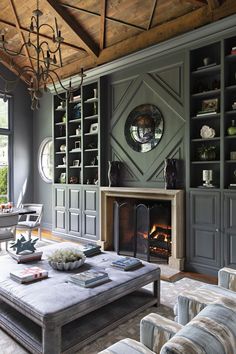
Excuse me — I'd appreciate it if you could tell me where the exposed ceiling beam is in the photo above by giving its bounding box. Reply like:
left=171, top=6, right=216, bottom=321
left=0, top=18, right=87, bottom=53
left=99, top=0, right=106, bottom=50
left=212, top=0, right=236, bottom=19
left=54, top=6, right=212, bottom=81
left=45, top=0, right=99, bottom=57
left=61, top=3, right=146, bottom=31
left=147, top=0, right=158, bottom=30
left=8, top=0, right=33, bottom=69
left=207, top=0, right=220, bottom=11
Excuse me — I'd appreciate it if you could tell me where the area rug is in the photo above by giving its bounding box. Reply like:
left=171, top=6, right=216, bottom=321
left=0, top=277, right=205, bottom=354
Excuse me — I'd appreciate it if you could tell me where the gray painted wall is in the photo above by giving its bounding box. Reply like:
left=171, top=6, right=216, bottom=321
left=33, top=93, right=53, bottom=230
left=0, top=64, right=33, bottom=206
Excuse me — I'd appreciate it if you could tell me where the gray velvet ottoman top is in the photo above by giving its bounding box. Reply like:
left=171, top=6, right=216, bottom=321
left=0, top=242, right=160, bottom=323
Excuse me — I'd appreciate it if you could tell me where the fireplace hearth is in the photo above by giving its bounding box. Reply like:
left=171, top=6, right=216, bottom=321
left=100, top=187, right=185, bottom=270
left=114, top=200, right=171, bottom=263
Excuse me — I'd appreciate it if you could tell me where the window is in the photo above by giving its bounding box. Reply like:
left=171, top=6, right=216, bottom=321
left=38, top=138, right=53, bottom=183
left=0, top=97, right=11, bottom=203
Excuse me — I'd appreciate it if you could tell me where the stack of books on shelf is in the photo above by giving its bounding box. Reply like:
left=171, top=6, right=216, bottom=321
left=111, top=257, right=142, bottom=271
left=68, top=269, right=109, bottom=288
left=9, top=250, right=43, bottom=263
left=81, top=243, right=101, bottom=257
left=10, top=266, right=48, bottom=283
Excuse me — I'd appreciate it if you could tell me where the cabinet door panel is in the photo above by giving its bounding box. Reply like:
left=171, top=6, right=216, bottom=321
left=55, top=210, right=66, bottom=231
left=68, top=212, right=81, bottom=235
left=69, top=188, right=81, bottom=210
left=84, top=214, right=97, bottom=238
left=189, top=191, right=221, bottom=268
left=84, top=190, right=97, bottom=212
left=55, top=188, right=66, bottom=208
left=224, top=193, right=236, bottom=268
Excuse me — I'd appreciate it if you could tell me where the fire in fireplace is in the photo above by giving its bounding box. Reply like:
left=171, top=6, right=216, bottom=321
left=113, top=199, right=171, bottom=263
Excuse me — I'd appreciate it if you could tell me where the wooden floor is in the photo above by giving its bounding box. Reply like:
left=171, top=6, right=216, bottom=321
left=34, top=229, right=218, bottom=285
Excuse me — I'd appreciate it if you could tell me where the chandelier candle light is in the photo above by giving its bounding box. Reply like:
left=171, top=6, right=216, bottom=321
left=0, top=0, right=85, bottom=109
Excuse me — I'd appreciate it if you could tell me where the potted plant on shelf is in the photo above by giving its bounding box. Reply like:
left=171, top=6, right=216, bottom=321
left=198, top=145, right=216, bottom=161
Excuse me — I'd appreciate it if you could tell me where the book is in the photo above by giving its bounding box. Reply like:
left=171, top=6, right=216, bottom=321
left=196, top=111, right=217, bottom=117
left=69, top=269, right=108, bottom=286
left=10, top=266, right=48, bottom=283
left=68, top=276, right=109, bottom=288
left=9, top=250, right=43, bottom=264
left=111, top=257, right=142, bottom=271
left=81, top=243, right=101, bottom=256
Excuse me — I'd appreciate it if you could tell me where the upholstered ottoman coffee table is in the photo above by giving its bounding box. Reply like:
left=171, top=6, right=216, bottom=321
left=0, top=242, right=160, bottom=354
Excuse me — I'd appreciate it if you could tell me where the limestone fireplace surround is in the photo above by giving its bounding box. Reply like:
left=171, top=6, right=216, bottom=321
left=100, top=187, right=185, bottom=271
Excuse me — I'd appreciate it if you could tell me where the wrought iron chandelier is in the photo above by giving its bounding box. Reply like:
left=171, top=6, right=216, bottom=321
left=0, top=0, right=85, bottom=109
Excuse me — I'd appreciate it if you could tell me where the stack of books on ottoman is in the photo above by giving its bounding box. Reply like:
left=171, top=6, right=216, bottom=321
left=111, top=257, right=142, bottom=271
left=68, top=269, right=109, bottom=287
left=10, top=266, right=48, bottom=283
left=81, top=243, right=101, bottom=257
left=9, top=251, right=43, bottom=263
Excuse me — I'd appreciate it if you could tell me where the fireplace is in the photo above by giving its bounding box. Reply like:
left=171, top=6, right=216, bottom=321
left=113, top=200, right=171, bottom=263
left=100, top=187, right=185, bottom=270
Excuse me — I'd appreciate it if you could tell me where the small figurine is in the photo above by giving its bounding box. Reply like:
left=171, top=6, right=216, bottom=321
left=10, top=235, right=38, bottom=254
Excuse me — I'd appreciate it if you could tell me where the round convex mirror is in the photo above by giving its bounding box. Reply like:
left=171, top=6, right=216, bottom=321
left=38, top=137, right=53, bottom=183
left=125, top=104, right=164, bottom=153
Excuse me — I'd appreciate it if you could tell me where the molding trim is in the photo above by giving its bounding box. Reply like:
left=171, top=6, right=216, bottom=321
left=51, top=13, right=236, bottom=92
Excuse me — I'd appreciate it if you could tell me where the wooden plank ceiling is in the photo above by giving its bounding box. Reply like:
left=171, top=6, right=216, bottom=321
left=0, top=0, right=235, bottom=83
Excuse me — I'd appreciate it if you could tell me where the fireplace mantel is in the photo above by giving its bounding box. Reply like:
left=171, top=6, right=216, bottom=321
left=100, top=187, right=185, bottom=270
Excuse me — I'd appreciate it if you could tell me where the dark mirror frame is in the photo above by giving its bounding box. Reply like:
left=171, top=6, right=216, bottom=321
left=124, top=104, right=164, bottom=153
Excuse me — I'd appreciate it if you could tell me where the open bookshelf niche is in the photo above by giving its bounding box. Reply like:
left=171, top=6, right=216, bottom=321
left=190, top=42, right=221, bottom=189
left=53, top=80, right=100, bottom=186
left=224, top=36, right=236, bottom=189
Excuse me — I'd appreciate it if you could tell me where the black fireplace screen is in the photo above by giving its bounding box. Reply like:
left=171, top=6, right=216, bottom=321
left=113, top=200, right=171, bottom=262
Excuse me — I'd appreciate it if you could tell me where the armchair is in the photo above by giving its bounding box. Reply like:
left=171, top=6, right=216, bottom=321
left=175, top=267, right=236, bottom=325
left=0, top=212, right=19, bottom=250
left=17, top=204, right=43, bottom=240
left=98, top=297, right=236, bottom=354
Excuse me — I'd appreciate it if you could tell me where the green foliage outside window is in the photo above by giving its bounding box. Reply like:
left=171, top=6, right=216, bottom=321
left=0, top=166, right=8, bottom=203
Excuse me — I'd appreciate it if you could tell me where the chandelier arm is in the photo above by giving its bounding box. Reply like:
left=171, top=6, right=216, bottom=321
left=38, top=23, right=56, bottom=34
left=2, top=42, right=29, bottom=57
left=47, top=69, right=84, bottom=93
left=47, top=72, right=68, bottom=101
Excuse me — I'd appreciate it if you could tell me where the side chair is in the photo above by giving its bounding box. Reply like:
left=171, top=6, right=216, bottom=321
left=0, top=212, right=19, bottom=251
left=17, top=203, right=43, bottom=240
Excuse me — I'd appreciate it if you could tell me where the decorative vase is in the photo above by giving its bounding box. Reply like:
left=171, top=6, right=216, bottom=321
left=227, top=120, right=236, bottom=136
left=108, top=161, right=122, bottom=187
left=164, top=159, right=177, bottom=189
left=199, top=150, right=216, bottom=161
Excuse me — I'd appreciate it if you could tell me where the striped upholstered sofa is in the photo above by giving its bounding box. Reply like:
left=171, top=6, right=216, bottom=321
left=175, top=267, right=236, bottom=325
left=98, top=297, right=236, bottom=354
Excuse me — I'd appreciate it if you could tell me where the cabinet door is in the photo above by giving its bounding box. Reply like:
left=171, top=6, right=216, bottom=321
left=82, top=187, right=99, bottom=240
left=68, top=186, right=81, bottom=238
left=53, top=185, right=67, bottom=233
left=189, top=191, right=221, bottom=269
left=224, top=192, right=236, bottom=268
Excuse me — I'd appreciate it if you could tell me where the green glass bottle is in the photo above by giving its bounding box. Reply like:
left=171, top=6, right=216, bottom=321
left=228, top=120, right=236, bottom=136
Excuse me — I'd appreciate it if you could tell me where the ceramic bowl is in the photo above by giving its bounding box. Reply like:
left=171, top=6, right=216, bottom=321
left=48, top=255, right=86, bottom=271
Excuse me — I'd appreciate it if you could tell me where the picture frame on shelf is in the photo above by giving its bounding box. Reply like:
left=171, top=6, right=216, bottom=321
left=201, top=98, right=219, bottom=113
left=59, top=173, right=66, bottom=184
left=89, top=122, right=98, bottom=134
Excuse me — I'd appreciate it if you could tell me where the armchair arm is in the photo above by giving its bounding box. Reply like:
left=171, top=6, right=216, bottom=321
left=218, top=267, right=236, bottom=292
left=140, top=313, right=183, bottom=353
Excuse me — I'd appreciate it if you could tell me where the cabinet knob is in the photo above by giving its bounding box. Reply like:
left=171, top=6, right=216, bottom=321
left=215, top=228, right=219, bottom=232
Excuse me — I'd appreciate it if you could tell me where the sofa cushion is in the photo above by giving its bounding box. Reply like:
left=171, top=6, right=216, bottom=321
left=98, top=338, right=155, bottom=354
left=161, top=297, right=236, bottom=354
